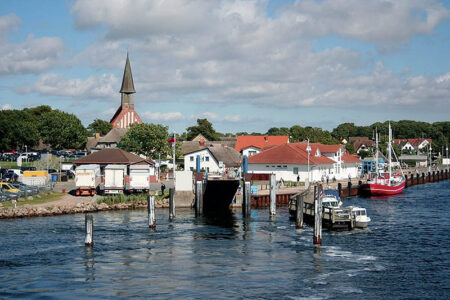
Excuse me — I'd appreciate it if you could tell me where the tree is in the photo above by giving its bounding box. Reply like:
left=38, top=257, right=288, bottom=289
left=266, top=127, right=290, bottom=136
left=87, top=119, right=112, bottom=136
left=0, top=109, right=39, bottom=152
left=186, top=119, right=220, bottom=141
left=119, top=123, right=170, bottom=158
left=39, top=110, right=88, bottom=149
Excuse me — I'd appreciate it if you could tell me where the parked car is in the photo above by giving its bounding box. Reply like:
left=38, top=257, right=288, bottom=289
left=2, top=171, right=18, bottom=182
left=46, top=168, right=58, bottom=174
left=61, top=170, right=75, bottom=179
left=0, top=182, right=20, bottom=193
left=10, top=183, right=38, bottom=196
left=0, top=190, right=18, bottom=201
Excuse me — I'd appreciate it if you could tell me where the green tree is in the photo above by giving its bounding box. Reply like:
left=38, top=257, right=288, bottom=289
left=87, top=119, right=112, bottom=136
left=39, top=110, right=88, bottom=149
left=186, top=119, right=220, bottom=141
left=119, top=123, right=170, bottom=158
left=0, top=109, right=39, bottom=152
left=266, top=127, right=290, bottom=136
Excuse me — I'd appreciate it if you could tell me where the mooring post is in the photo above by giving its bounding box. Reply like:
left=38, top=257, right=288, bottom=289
left=148, top=195, right=156, bottom=229
left=85, top=214, right=94, bottom=247
left=296, top=194, right=303, bottom=229
left=410, top=174, right=414, bottom=186
left=432, top=171, right=435, bottom=182
left=347, top=181, right=352, bottom=196
left=269, top=174, right=276, bottom=216
left=243, top=181, right=251, bottom=217
left=416, top=173, right=419, bottom=185
left=195, top=181, right=203, bottom=216
left=422, top=173, right=425, bottom=184
left=337, top=183, right=342, bottom=198
left=405, top=175, right=408, bottom=188
left=169, top=188, right=175, bottom=220
left=313, top=185, right=323, bottom=245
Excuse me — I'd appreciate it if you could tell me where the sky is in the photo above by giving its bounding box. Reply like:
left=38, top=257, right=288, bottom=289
left=1, top=0, right=449, bottom=134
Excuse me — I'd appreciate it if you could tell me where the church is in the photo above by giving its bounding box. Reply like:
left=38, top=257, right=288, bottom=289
left=86, top=54, right=143, bottom=151
left=110, top=53, right=143, bottom=128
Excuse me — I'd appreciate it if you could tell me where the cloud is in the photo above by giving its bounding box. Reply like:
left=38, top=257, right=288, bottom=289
left=0, top=14, right=65, bottom=75
left=143, top=111, right=184, bottom=122
left=16, top=73, right=118, bottom=99
left=0, top=103, right=12, bottom=110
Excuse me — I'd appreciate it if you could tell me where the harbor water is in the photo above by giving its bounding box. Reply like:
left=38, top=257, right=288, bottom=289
left=0, top=181, right=449, bottom=299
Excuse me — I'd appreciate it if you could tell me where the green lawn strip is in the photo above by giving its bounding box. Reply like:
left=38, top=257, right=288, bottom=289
left=96, top=191, right=168, bottom=205
left=1, top=192, right=64, bottom=208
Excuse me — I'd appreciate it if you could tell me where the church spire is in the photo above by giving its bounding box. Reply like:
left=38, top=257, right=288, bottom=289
left=120, top=52, right=136, bottom=94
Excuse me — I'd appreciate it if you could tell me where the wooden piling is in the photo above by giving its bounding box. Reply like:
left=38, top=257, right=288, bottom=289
left=405, top=175, right=408, bottom=188
left=422, top=173, right=425, bottom=184
left=347, top=181, right=352, bottom=196
left=338, top=183, right=342, bottom=198
left=432, top=171, right=435, bottom=182
left=313, top=185, right=323, bottom=245
left=410, top=174, right=414, bottom=186
left=195, top=181, right=203, bottom=216
left=169, top=188, right=175, bottom=219
left=269, top=174, right=276, bottom=216
left=85, top=214, right=94, bottom=247
left=428, top=172, right=431, bottom=183
left=148, top=195, right=156, bottom=229
left=296, top=194, right=303, bottom=229
left=416, top=173, right=419, bottom=185
left=243, top=181, right=251, bottom=217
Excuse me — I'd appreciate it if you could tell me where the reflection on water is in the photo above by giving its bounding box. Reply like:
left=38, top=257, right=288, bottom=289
left=0, top=182, right=448, bottom=299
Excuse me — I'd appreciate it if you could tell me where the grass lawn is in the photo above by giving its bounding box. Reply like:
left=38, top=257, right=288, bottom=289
left=0, top=161, right=35, bottom=169
left=1, top=192, right=64, bottom=208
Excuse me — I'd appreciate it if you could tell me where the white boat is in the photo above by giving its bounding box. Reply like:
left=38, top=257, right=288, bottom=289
left=322, top=189, right=342, bottom=208
left=348, top=206, right=371, bottom=228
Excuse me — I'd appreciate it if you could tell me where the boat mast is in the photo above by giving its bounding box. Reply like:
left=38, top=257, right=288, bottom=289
left=375, top=128, right=379, bottom=180
left=388, top=122, right=392, bottom=185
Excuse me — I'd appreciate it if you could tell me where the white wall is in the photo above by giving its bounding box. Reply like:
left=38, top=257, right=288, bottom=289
left=175, top=170, right=193, bottom=191
left=184, top=149, right=220, bottom=173
left=248, top=163, right=334, bottom=182
left=242, top=146, right=260, bottom=157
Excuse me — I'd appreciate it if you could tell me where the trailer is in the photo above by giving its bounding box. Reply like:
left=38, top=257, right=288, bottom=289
left=126, top=164, right=151, bottom=193
left=103, top=164, right=127, bottom=194
left=75, top=164, right=101, bottom=196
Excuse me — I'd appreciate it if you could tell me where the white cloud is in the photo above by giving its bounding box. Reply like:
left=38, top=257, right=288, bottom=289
left=16, top=73, right=118, bottom=99
left=0, top=14, right=65, bottom=75
left=143, top=111, right=184, bottom=122
left=0, top=104, right=12, bottom=110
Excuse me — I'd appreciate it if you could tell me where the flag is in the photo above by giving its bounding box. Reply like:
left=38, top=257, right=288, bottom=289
left=168, top=134, right=177, bottom=144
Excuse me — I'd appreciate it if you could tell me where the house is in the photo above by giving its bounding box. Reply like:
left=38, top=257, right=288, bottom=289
left=181, top=134, right=236, bottom=157
left=247, top=142, right=361, bottom=182
left=74, top=148, right=155, bottom=173
left=394, top=138, right=432, bottom=153
left=184, top=144, right=241, bottom=174
left=95, top=128, right=128, bottom=150
left=235, top=135, right=289, bottom=157
left=348, top=137, right=375, bottom=154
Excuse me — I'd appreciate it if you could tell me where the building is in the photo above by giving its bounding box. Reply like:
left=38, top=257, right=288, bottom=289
left=181, top=134, right=236, bottom=156
left=110, top=53, right=143, bottom=129
left=235, top=135, right=289, bottom=157
left=348, top=137, right=375, bottom=154
left=247, top=142, right=361, bottom=182
left=394, top=138, right=432, bottom=153
left=184, top=144, right=241, bottom=174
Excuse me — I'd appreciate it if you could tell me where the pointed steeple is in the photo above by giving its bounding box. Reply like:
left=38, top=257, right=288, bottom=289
left=120, top=52, right=136, bottom=94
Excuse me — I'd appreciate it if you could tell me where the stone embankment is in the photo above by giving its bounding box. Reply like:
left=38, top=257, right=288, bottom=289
left=0, top=198, right=169, bottom=219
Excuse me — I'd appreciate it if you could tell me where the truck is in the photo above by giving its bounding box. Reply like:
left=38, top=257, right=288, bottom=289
left=75, top=164, right=101, bottom=196
left=125, top=164, right=151, bottom=193
left=103, top=164, right=127, bottom=194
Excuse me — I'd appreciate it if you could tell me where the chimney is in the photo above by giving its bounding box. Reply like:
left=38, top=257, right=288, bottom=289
left=199, top=139, right=205, bottom=146
left=95, top=133, right=100, bottom=139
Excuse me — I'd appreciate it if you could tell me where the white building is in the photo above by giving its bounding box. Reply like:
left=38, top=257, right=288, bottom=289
left=184, top=145, right=241, bottom=175
left=248, top=142, right=361, bottom=182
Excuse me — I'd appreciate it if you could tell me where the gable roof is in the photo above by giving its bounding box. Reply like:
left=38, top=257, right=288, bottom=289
left=184, top=145, right=242, bottom=167
left=98, top=128, right=128, bottom=144
left=74, top=148, right=154, bottom=165
left=235, top=135, right=289, bottom=152
left=248, top=143, right=335, bottom=164
left=394, top=138, right=432, bottom=148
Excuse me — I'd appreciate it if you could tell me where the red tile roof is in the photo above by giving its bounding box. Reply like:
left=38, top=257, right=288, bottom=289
left=248, top=143, right=335, bottom=164
left=342, top=152, right=362, bottom=163
left=393, top=138, right=432, bottom=147
left=74, top=148, right=154, bottom=165
left=235, top=135, right=289, bottom=152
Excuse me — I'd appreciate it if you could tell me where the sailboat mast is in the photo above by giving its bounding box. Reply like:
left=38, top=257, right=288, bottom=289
left=388, top=123, right=392, bottom=184
left=375, top=128, right=379, bottom=178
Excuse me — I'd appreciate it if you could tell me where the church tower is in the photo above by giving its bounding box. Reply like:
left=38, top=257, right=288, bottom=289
left=110, top=53, right=143, bottom=128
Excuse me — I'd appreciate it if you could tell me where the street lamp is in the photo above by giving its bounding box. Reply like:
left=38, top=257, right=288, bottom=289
left=306, top=139, right=311, bottom=184
left=429, top=144, right=432, bottom=171
left=25, top=145, right=27, bottom=164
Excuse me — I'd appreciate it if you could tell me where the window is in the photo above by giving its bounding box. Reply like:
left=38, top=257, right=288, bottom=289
left=293, top=167, right=298, bottom=174
left=205, top=156, right=209, bottom=162
left=190, top=167, right=193, bottom=171
left=190, top=156, right=194, bottom=161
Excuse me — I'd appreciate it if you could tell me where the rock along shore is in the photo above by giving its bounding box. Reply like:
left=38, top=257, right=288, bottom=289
left=0, top=198, right=170, bottom=219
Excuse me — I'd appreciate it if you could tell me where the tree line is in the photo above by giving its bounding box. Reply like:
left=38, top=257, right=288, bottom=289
left=1, top=106, right=448, bottom=159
